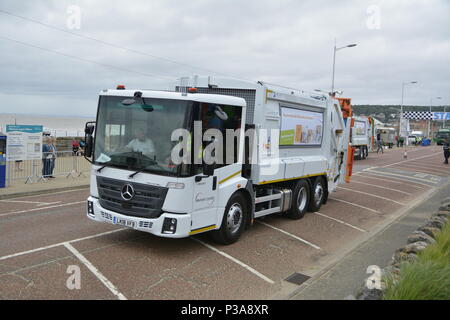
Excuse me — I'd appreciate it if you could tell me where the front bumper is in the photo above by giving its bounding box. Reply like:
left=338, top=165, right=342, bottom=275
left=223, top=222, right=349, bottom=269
left=86, top=196, right=192, bottom=238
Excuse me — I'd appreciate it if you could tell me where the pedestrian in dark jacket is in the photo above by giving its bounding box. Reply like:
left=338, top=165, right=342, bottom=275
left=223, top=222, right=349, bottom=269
left=443, top=139, right=450, bottom=164
left=42, top=138, right=52, bottom=178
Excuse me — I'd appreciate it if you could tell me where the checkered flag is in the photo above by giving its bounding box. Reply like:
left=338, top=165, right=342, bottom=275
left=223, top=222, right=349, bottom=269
left=403, top=111, right=433, bottom=120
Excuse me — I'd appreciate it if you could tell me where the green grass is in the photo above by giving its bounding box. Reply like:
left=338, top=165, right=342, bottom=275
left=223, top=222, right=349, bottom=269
left=383, top=221, right=450, bottom=300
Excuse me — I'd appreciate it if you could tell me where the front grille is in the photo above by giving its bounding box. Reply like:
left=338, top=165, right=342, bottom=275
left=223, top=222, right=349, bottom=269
left=176, top=86, right=256, bottom=124
left=97, top=176, right=168, bottom=219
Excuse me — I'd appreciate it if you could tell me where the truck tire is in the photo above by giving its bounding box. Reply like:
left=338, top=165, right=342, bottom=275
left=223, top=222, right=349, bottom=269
left=211, top=193, right=247, bottom=245
left=308, top=176, right=325, bottom=212
left=286, top=180, right=310, bottom=220
left=356, top=147, right=362, bottom=160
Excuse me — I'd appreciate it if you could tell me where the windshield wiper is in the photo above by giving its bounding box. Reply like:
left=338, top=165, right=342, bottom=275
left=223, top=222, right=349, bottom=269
left=128, top=160, right=160, bottom=179
left=96, top=165, right=107, bottom=173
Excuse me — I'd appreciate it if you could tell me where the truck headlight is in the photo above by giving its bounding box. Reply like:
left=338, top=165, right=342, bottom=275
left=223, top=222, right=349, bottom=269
left=87, top=201, right=95, bottom=217
left=162, top=218, right=177, bottom=234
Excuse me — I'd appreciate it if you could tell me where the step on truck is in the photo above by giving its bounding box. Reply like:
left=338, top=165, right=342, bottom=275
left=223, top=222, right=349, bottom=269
left=84, top=76, right=353, bottom=244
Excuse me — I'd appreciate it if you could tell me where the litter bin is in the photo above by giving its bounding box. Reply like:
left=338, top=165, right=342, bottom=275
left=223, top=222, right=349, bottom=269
left=0, top=133, right=6, bottom=188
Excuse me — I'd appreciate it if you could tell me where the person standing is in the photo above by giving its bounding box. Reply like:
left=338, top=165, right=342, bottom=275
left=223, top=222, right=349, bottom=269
left=376, top=132, right=384, bottom=154
left=443, top=139, right=450, bottom=164
left=42, top=137, right=51, bottom=178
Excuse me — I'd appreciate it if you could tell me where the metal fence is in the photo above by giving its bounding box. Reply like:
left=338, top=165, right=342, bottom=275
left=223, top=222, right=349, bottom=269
left=6, top=151, right=91, bottom=186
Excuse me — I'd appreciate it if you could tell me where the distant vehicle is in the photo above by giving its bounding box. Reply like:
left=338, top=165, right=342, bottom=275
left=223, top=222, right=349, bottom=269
left=351, top=116, right=371, bottom=160
left=435, top=128, right=450, bottom=145
left=377, top=127, right=396, bottom=148
left=408, top=131, right=424, bottom=145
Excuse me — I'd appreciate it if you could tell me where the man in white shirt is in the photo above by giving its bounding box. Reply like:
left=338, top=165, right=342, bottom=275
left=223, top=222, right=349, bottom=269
left=126, top=128, right=155, bottom=156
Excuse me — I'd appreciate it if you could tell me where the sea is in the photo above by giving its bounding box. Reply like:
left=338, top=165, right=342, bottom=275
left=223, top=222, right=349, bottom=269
left=0, top=113, right=95, bottom=137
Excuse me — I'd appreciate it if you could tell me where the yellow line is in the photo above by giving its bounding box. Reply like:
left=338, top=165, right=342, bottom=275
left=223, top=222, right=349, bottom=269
left=258, top=172, right=327, bottom=185
left=189, top=225, right=216, bottom=235
left=219, top=171, right=242, bottom=185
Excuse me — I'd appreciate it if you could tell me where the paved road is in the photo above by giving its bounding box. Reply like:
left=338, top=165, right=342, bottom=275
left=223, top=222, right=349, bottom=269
left=0, top=145, right=448, bottom=299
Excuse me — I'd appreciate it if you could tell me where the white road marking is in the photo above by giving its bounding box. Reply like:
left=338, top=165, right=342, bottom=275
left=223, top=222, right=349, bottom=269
left=395, top=162, right=449, bottom=174
left=359, top=172, right=432, bottom=187
left=257, top=221, right=321, bottom=250
left=0, top=187, right=88, bottom=200
left=363, top=169, right=438, bottom=185
left=382, top=152, right=442, bottom=168
left=0, top=229, right=125, bottom=261
left=349, top=181, right=411, bottom=195
left=328, top=197, right=381, bottom=214
left=314, top=212, right=367, bottom=233
left=0, top=201, right=85, bottom=217
left=36, top=202, right=62, bottom=206
left=0, top=200, right=52, bottom=204
left=353, top=174, right=424, bottom=189
left=192, top=238, right=275, bottom=285
left=63, top=242, right=127, bottom=300
left=337, top=187, right=405, bottom=205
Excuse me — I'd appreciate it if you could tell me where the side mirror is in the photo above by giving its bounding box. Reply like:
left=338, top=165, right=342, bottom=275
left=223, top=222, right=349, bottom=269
left=85, top=134, right=94, bottom=158
left=84, top=122, right=95, bottom=160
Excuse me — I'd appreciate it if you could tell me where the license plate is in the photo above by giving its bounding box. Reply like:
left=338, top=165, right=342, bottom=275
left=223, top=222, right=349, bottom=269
left=113, top=216, right=136, bottom=228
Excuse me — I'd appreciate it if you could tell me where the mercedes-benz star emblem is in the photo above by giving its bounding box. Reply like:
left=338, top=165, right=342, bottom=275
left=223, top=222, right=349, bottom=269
left=121, top=184, right=135, bottom=201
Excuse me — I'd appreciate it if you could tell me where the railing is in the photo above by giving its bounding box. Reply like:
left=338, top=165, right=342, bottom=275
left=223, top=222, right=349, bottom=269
left=5, top=151, right=91, bottom=186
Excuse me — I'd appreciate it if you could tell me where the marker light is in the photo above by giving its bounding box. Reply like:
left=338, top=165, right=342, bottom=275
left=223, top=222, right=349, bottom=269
left=166, top=182, right=185, bottom=189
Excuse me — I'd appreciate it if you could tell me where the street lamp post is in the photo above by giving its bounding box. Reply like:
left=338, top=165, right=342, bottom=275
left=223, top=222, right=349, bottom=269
left=429, top=96, right=442, bottom=137
left=400, top=81, right=418, bottom=146
left=331, top=39, right=357, bottom=94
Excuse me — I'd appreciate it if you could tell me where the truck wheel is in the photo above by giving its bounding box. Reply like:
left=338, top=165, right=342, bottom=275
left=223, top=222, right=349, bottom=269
left=357, top=148, right=362, bottom=160
left=286, top=180, right=310, bottom=220
left=308, top=177, right=325, bottom=212
left=211, top=193, right=246, bottom=245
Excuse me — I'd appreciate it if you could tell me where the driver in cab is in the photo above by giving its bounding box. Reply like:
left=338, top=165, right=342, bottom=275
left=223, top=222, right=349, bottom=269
left=126, top=128, right=155, bottom=156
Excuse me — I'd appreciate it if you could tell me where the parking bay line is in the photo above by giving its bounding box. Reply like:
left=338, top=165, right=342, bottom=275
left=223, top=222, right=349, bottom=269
left=352, top=174, right=424, bottom=190
left=63, top=242, right=127, bottom=300
left=0, top=229, right=126, bottom=262
left=337, top=187, right=405, bottom=206
left=192, top=238, right=275, bottom=285
left=0, top=201, right=85, bottom=217
left=256, top=221, right=321, bottom=250
left=382, top=152, right=442, bottom=168
left=0, top=199, right=57, bottom=205
left=395, top=162, right=449, bottom=174
left=328, top=197, right=381, bottom=215
left=363, top=168, right=438, bottom=184
left=314, top=212, right=367, bottom=233
left=358, top=172, right=432, bottom=188
left=348, top=181, right=411, bottom=195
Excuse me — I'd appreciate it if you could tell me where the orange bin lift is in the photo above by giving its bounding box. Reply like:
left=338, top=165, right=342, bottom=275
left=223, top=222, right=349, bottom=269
left=336, top=97, right=355, bottom=183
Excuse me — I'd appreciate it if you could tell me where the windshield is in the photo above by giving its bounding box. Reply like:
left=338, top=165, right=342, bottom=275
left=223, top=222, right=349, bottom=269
left=93, top=95, right=192, bottom=176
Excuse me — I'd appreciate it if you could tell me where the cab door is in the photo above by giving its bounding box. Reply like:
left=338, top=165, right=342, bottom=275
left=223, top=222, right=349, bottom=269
left=191, top=169, right=218, bottom=231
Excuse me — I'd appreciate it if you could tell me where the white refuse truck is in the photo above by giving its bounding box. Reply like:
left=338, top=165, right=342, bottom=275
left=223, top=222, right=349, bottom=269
left=84, top=77, right=353, bottom=244
left=351, top=116, right=371, bottom=160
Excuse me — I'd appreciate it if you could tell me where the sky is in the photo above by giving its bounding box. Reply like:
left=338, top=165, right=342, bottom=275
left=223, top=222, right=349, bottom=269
left=0, top=0, right=449, bottom=117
